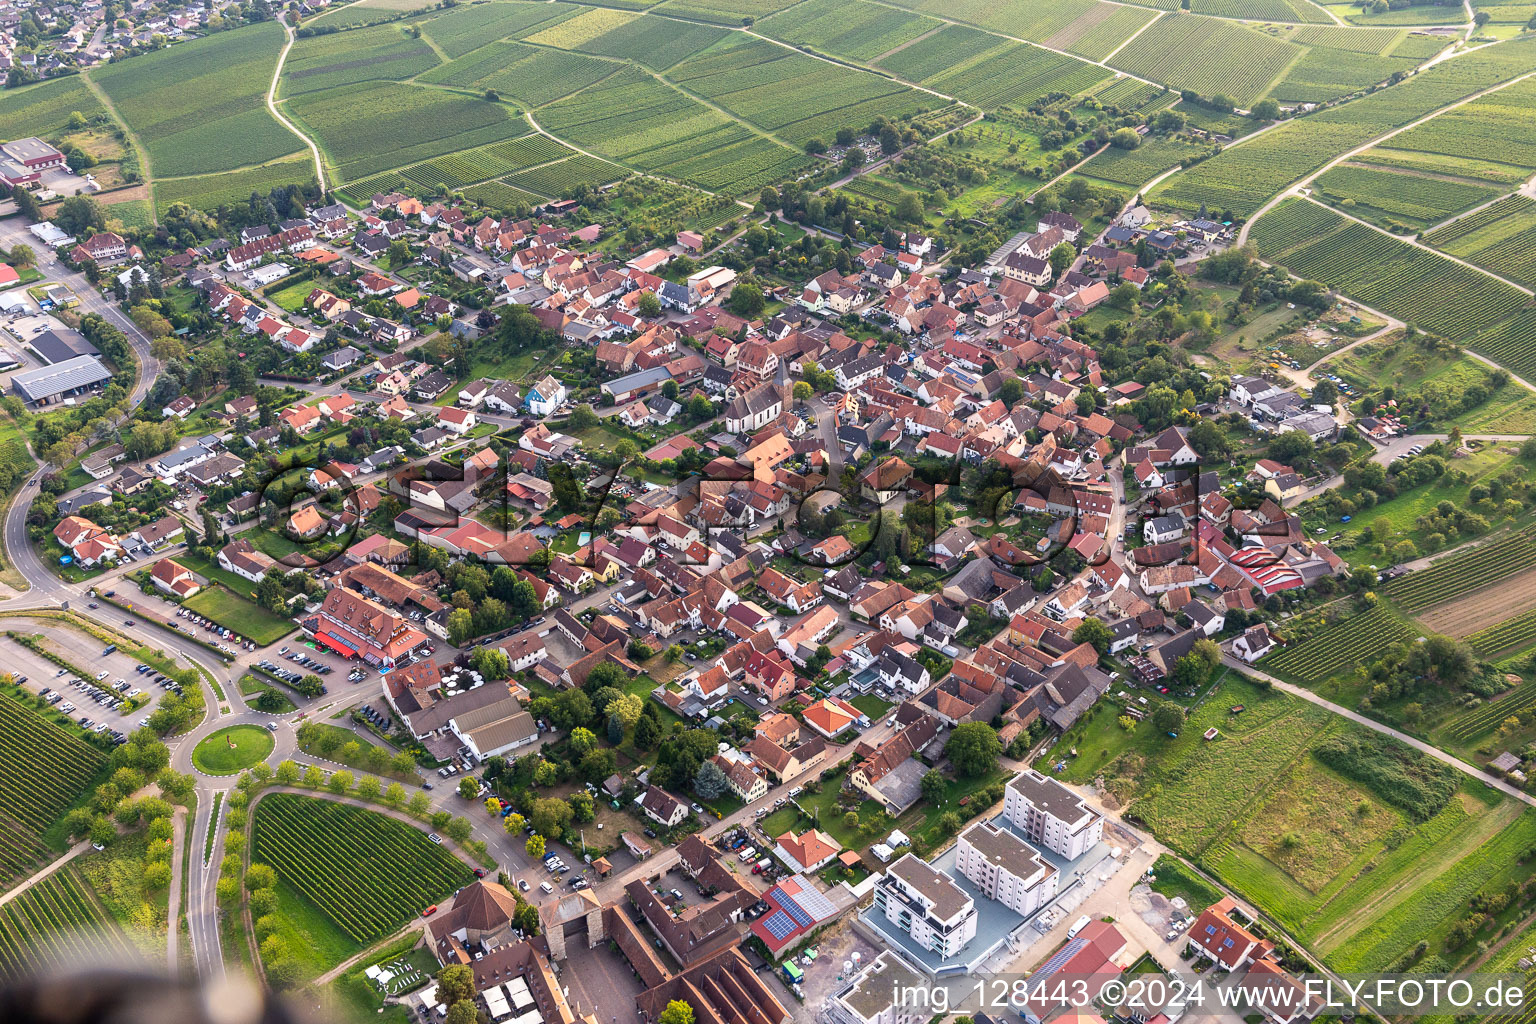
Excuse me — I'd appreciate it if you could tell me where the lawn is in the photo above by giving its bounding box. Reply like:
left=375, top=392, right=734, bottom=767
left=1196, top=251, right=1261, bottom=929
left=193, top=725, right=275, bottom=775
left=240, top=674, right=297, bottom=713
left=849, top=694, right=893, bottom=719
left=267, top=280, right=315, bottom=314
left=183, top=585, right=297, bottom=646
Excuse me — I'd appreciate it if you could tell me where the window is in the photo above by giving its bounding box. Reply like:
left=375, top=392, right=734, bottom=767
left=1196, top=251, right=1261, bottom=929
left=1223, top=939, right=1233, bottom=948
left=1205, top=925, right=1216, bottom=935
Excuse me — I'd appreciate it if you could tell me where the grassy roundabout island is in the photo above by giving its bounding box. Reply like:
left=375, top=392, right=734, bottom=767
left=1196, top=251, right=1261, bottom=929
left=192, top=725, right=275, bottom=776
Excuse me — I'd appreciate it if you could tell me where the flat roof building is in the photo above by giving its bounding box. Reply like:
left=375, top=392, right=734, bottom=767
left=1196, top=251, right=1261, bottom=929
left=1003, top=769, right=1104, bottom=861
left=871, top=853, right=978, bottom=959
left=955, top=818, right=1058, bottom=917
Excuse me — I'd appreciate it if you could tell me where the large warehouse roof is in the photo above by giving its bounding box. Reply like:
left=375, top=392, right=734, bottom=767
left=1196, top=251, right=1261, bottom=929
left=11, top=354, right=111, bottom=402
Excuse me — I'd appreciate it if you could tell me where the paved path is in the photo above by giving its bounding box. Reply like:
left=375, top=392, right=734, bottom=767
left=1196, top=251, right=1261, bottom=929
left=0, top=840, right=90, bottom=907
left=1224, top=656, right=1536, bottom=807
left=167, top=806, right=186, bottom=974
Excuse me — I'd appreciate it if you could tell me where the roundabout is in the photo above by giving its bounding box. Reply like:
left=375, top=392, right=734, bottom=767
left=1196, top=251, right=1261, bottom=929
left=192, top=724, right=276, bottom=776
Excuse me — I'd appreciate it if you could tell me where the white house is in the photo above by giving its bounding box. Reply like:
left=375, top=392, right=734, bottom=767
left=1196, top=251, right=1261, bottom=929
left=523, top=374, right=567, bottom=417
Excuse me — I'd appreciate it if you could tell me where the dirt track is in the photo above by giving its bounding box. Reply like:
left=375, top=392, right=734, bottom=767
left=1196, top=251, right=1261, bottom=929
left=1415, top=564, right=1536, bottom=637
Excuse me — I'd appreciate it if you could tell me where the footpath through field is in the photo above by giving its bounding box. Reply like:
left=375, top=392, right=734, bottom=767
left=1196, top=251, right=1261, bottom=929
left=0, top=839, right=90, bottom=907
left=1224, top=655, right=1536, bottom=808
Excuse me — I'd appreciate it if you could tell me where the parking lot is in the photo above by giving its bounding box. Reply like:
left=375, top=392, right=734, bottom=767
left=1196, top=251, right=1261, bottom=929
left=93, top=586, right=262, bottom=659
left=0, top=629, right=183, bottom=740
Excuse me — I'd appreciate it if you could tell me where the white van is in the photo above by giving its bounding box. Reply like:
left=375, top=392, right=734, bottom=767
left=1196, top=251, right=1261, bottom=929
left=1067, top=915, right=1092, bottom=939
left=539, top=881, right=553, bottom=894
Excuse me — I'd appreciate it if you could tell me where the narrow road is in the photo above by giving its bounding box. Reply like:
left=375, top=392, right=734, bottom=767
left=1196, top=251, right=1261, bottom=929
left=1225, top=656, right=1536, bottom=807
left=167, top=806, right=186, bottom=974
left=269, top=21, right=327, bottom=193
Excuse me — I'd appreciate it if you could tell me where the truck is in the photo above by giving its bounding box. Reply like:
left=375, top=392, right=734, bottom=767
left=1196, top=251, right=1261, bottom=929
left=752, top=858, right=771, bottom=874
left=1067, top=915, right=1092, bottom=939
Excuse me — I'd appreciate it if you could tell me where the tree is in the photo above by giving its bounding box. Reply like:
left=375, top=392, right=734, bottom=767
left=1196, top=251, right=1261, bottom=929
left=530, top=796, right=573, bottom=837
left=895, top=191, right=923, bottom=224
left=726, top=279, right=765, bottom=318
left=1269, top=430, right=1315, bottom=464
left=945, top=722, right=1001, bottom=777
left=694, top=758, right=728, bottom=800
left=8, top=244, right=35, bottom=268
left=569, top=790, right=595, bottom=822
left=998, top=376, right=1024, bottom=409
left=54, top=195, right=104, bottom=236
left=437, top=966, right=476, bottom=1008
left=1110, top=127, right=1141, bottom=150
left=245, top=863, right=277, bottom=891
left=1150, top=702, right=1185, bottom=735
left=793, top=381, right=813, bottom=403
left=457, top=777, right=478, bottom=800
left=446, top=816, right=473, bottom=843
left=504, top=812, right=525, bottom=834
left=633, top=713, right=661, bottom=750
left=658, top=1001, right=695, bottom=1024
left=1048, top=242, right=1075, bottom=277
left=446, top=608, right=475, bottom=647
left=637, top=291, right=662, bottom=318
left=1072, top=618, right=1113, bottom=655
left=920, top=768, right=946, bottom=804
left=1251, top=98, right=1281, bottom=121
left=525, top=833, right=545, bottom=857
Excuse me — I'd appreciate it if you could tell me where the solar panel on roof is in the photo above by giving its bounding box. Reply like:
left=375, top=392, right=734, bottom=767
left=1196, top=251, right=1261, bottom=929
left=794, top=885, right=836, bottom=922
left=762, top=911, right=798, bottom=941
left=783, top=900, right=814, bottom=929
left=1035, top=937, right=1087, bottom=978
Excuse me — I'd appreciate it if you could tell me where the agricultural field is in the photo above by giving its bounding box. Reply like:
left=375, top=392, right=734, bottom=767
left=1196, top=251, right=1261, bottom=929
left=393, top=134, right=574, bottom=191
left=0, top=867, right=137, bottom=980
left=524, top=6, right=640, bottom=48
left=0, top=76, right=106, bottom=142
left=1044, top=4, right=1161, bottom=62
left=1261, top=605, right=1414, bottom=684
left=554, top=12, right=729, bottom=70
left=1421, top=195, right=1536, bottom=288
left=421, top=0, right=582, bottom=57
left=417, top=40, right=621, bottom=107
left=1272, top=46, right=1417, bottom=104
left=1288, top=24, right=1405, bottom=53
left=1152, top=34, right=1536, bottom=215
left=88, top=23, right=303, bottom=178
left=842, top=175, right=921, bottom=205
left=1415, top=562, right=1536, bottom=639
left=309, top=0, right=444, bottom=28
left=1464, top=609, right=1536, bottom=659
left=654, top=0, right=805, bottom=24
left=1189, top=0, right=1333, bottom=19
left=284, top=82, right=532, bottom=182
left=885, top=0, right=1118, bottom=50
left=1391, top=31, right=1454, bottom=58
left=668, top=35, right=943, bottom=146
left=1385, top=526, right=1536, bottom=613
left=1468, top=309, right=1536, bottom=383
left=1251, top=199, right=1528, bottom=341
left=504, top=154, right=629, bottom=196
left=1354, top=146, right=1532, bottom=186
left=0, top=690, right=108, bottom=884
left=1106, top=14, right=1304, bottom=107
left=1079, top=135, right=1213, bottom=188
left=1048, top=671, right=1523, bottom=971
left=280, top=21, right=441, bottom=95
left=252, top=794, right=473, bottom=946
left=154, top=156, right=318, bottom=218
left=1375, top=76, right=1536, bottom=181
left=463, top=180, right=548, bottom=209
left=1312, top=164, right=1503, bottom=230
left=334, top=171, right=412, bottom=207
left=759, top=0, right=942, bottom=62
left=917, top=41, right=1111, bottom=111
left=537, top=65, right=737, bottom=161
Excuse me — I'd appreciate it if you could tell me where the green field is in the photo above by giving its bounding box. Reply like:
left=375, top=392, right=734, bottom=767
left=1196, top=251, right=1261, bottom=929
left=0, top=76, right=106, bottom=141
left=1251, top=199, right=1528, bottom=342
left=1261, top=605, right=1414, bottom=684
left=192, top=725, right=275, bottom=775
left=1422, top=194, right=1536, bottom=289
left=0, top=866, right=137, bottom=980
left=0, top=690, right=108, bottom=884
left=1107, top=15, right=1303, bottom=107
left=282, top=21, right=442, bottom=95
left=1468, top=310, right=1536, bottom=384
left=1152, top=34, right=1536, bottom=215
left=1312, top=164, right=1503, bottom=229
left=1042, top=673, right=1533, bottom=971
left=182, top=585, right=297, bottom=646
left=760, top=0, right=941, bottom=61
left=154, top=156, right=317, bottom=217
left=878, top=33, right=1110, bottom=110
left=1384, top=526, right=1536, bottom=612
left=1080, top=135, right=1212, bottom=188
left=284, top=82, right=532, bottom=183
left=89, top=23, right=303, bottom=178
left=252, top=795, right=473, bottom=946
left=416, top=39, right=623, bottom=107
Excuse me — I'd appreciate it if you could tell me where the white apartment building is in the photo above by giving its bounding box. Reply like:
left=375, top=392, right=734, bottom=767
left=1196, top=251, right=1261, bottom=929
left=1002, top=769, right=1104, bottom=861
left=872, top=854, right=978, bottom=958
left=955, top=819, right=1059, bottom=917
left=827, top=951, right=929, bottom=1024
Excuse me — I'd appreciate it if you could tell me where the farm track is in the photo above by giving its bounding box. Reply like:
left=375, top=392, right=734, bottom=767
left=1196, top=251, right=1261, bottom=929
left=76, top=72, right=155, bottom=219
left=270, top=21, right=329, bottom=194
